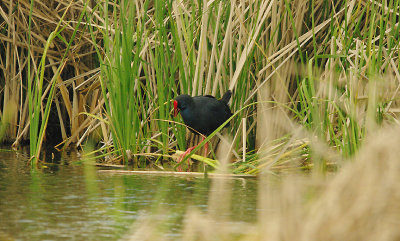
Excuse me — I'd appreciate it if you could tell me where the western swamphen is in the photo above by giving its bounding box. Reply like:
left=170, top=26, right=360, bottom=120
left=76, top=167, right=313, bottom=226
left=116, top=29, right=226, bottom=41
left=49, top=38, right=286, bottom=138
left=173, top=90, right=233, bottom=169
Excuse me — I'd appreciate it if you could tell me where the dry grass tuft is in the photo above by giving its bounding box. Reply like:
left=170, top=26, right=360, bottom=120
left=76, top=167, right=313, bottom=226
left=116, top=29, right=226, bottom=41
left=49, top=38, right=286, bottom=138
left=298, top=126, right=400, bottom=241
left=124, top=125, right=400, bottom=240
left=256, top=125, right=400, bottom=241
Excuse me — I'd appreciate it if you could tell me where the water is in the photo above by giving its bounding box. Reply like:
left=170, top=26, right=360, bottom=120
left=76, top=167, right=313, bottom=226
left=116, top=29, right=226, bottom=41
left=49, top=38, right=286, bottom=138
left=0, top=148, right=257, bottom=240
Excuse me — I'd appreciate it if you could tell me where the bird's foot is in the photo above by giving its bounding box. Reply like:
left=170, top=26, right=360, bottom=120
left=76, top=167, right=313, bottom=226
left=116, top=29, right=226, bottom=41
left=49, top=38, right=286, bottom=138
left=177, top=146, right=197, bottom=172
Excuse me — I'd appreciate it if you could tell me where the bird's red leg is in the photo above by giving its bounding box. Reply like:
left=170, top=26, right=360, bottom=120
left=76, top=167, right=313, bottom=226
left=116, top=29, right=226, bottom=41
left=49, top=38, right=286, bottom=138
left=201, top=136, right=209, bottom=157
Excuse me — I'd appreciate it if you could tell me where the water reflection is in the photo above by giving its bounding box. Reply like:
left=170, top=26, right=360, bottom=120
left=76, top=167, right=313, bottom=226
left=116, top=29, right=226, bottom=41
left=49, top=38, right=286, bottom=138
left=0, top=148, right=257, bottom=240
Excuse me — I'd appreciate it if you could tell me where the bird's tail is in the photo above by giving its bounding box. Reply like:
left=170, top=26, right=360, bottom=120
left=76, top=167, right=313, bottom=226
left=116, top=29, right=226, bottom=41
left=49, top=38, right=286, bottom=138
left=220, top=90, right=232, bottom=104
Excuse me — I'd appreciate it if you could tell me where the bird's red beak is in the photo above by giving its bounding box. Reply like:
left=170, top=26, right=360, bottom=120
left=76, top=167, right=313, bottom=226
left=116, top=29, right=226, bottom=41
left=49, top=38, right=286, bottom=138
left=173, top=100, right=180, bottom=117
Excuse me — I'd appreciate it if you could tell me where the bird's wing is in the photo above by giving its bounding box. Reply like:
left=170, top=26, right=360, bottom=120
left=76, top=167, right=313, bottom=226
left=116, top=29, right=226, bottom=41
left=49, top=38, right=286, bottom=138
left=207, top=100, right=232, bottom=119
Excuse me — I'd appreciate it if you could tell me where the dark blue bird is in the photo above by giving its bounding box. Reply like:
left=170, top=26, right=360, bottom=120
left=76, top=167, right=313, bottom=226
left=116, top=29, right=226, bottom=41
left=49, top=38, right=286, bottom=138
left=173, top=90, right=232, bottom=170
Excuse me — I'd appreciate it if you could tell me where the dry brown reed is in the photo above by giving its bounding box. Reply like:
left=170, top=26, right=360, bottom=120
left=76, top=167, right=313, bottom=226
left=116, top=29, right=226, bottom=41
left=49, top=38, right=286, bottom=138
left=0, top=0, right=101, bottom=146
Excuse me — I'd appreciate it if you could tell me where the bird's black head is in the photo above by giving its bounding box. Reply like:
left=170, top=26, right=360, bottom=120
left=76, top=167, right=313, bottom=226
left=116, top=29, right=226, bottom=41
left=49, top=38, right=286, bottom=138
left=173, top=94, right=193, bottom=117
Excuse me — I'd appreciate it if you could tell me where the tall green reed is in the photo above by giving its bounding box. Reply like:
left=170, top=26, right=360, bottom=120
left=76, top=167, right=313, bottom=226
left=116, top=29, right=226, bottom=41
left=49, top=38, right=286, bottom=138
left=91, top=0, right=187, bottom=163
left=96, top=0, right=145, bottom=162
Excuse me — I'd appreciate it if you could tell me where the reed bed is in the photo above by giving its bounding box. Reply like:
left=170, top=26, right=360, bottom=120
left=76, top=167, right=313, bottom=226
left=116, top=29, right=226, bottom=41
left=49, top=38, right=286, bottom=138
left=0, top=0, right=399, bottom=171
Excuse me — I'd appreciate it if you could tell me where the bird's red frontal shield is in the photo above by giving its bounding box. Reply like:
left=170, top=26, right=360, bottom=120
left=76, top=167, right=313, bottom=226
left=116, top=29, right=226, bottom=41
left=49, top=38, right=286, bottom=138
left=173, top=100, right=179, bottom=117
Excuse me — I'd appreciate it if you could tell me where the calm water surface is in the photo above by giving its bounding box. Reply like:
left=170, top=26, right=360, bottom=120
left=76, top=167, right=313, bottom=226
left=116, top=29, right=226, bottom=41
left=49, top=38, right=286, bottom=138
left=0, top=148, right=257, bottom=240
